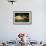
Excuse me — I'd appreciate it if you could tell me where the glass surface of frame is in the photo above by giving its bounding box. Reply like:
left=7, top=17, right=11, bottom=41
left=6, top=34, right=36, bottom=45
left=13, top=11, right=32, bottom=25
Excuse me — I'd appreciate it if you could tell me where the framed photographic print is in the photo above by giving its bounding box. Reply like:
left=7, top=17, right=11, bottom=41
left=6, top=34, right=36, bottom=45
left=13, top=11, right=32, bottom=25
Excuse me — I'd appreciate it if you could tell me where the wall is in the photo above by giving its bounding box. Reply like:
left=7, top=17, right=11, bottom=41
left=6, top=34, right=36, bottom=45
left=0, top=0, right=46, bottom=42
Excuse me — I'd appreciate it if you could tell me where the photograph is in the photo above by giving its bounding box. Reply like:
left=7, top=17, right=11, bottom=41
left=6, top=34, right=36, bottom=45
left=15, top=13, right=29, bottom=22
